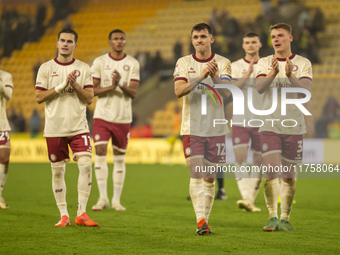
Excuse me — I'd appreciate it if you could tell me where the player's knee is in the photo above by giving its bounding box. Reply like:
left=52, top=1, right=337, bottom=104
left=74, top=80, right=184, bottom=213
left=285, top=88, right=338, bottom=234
left=95, top=145, right=107, bottom=156
left=113, top=154, right=125, bottom=166
left=77, top=156, right=92, bottom=174
left=51, top=161, right=66, bottom=178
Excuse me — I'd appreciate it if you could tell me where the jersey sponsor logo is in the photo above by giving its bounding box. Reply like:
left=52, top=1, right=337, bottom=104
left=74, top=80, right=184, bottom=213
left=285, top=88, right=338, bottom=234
left=188, top=67, right=196, bottom=74
left=123, top=65, right=130, bottom=71
left=52, top=71, right=59, bottom=77
left=105, top=65, right=111, bottom=70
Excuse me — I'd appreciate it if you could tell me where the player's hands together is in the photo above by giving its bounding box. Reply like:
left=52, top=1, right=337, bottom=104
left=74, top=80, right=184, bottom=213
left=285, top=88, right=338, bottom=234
left=246, top=56, right=256, bottom=75
left=207, top=59, right=218, bottom=78
left=67, top=70, right=78, bottom=87
left=272, top=56, right=279, bottom=74
left=285, top=58, right=293, bottom=78
left=111, top=69, right=121, bottom=89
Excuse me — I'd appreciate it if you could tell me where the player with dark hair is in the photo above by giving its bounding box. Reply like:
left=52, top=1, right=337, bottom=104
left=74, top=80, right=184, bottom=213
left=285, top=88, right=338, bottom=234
left=35, top=28, right=98, bottom=227
left=91, top=29, right=140, bottom=211
left=174, top=23, right=231, bottom=234
left=231, top=32, right=263, bottom=212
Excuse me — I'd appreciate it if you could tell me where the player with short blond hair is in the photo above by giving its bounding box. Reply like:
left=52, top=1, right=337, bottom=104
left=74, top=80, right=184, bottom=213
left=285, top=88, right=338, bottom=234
left=0, top=69, right=13, bottom=210
left=256, top=23, right=313, bottom=231
left=35, top=28, right=98, bottom=227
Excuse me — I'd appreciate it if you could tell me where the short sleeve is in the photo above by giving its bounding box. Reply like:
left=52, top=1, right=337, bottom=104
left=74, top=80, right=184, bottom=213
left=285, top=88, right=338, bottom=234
left=231, top=62, right=240, bottom=80
left=84, top=64, right=94, bottom=88
left=256, top=58, right=268, bottom=78
left=35, top=63, right=48, bottom=90
left=91, top=57, right=101, bottom=80
left=174, top=58, right=188, bottom=83
left=131, top=60, right=140, bottom=81
left=299, top=59, right=313, bottom=81
left=219, top=59, right=232, bottom=81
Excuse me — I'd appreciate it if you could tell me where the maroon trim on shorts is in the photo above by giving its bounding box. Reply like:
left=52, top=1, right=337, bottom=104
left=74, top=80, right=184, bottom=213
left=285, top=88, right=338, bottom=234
left=174, top=77, right=188, bottom=83
left=54, top=58, right=76, bottom=66
left=35, top=86, right=47, bottom=91
left=192, top=53, right=215, bottom=63
left=109, top=52, right=126, bottom=61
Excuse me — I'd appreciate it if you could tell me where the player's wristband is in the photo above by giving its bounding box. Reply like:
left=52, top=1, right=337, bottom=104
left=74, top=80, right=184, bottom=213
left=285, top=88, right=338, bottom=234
left=118, top=81, right=124, bottom=88
left=54, top=80, right=68, bottom=93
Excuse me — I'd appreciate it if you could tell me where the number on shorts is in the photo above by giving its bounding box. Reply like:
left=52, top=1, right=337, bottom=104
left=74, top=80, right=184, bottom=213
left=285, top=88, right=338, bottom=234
left=0, top=132, right=9, bottom=141
left=216, top=143, right=226, bottom=156
left=82, top=135, right=91, bottom=146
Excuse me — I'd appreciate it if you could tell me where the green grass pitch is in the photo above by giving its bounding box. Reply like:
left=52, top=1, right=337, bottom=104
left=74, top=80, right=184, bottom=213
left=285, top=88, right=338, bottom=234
left=0, top=163, right=339, bottom=254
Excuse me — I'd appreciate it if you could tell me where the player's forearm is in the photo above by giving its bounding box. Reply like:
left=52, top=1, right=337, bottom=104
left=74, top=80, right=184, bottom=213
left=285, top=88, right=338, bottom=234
left=74, top=85, right=94, bottom=105
left=121, top=85, right=138, bottom=99
left=288, top=74, right=311, bottom=91
left=35, top=89, right=58, bottom=104
left=256, top=71, right=277, bottom=94
left=93, top=86, right=115, bottom=96
left=175, top=77, right=204, bottom=98
left=212, top=77, right=231, bottom=99
left=232, top=71, right=252, bottom=90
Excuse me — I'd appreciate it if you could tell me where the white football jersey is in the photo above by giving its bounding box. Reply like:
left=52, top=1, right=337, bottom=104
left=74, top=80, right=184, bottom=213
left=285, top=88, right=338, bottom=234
left=231, top=58, right=263, bottom=126
left=174, top=53, right=231, bottom=137
left=91, top=53, right=140, bottom=124
left=35, top=58, right=93, bottom=137
left=0, top=70, right=13, bottom=131
left=256, top=54, right=313, bottom=135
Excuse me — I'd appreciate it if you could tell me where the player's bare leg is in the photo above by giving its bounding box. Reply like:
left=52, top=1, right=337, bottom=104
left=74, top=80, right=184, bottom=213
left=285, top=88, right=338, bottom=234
left=0, top=148, right=10, bottom=209
left=111, top=149, right=126, bottom=211
left=263, top=152, right=281, bottom=231
left=93, top=144, right=110, bottom=211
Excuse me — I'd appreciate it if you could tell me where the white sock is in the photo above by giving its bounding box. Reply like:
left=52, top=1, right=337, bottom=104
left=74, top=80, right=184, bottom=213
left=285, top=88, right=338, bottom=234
left=203, top=180, right=215, bottom=223
left=77, top=157, right=92, bottom=216
left=235, top=162, right=250, bottom=200
left=112, top=154, right=126, bottom=205
left=249, top=165, right=263, bottom=203
left=264, top=178, right=280, bottom=219
left=51, top=161, right=68, bottom=218
left=280, top=181, right=296, bottom=221
left=0, top=163, right=8, bottom=197
left=94, top=155, right=108, bottom=200
left=190, top=178, right=205, bottom=222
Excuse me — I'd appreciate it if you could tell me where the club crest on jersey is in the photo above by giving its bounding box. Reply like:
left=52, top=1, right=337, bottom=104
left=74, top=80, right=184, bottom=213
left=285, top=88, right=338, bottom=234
left=123, top=65, right=130, bottom=71
left=74, top=70, right=81, bottom=77
left=292, top=65, right=298, bottom=71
